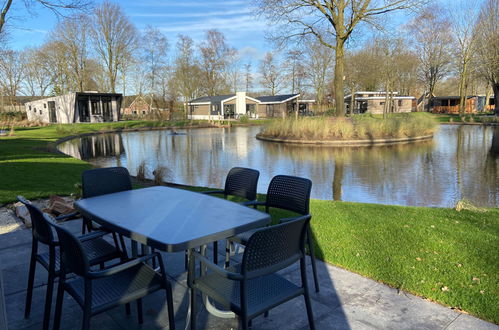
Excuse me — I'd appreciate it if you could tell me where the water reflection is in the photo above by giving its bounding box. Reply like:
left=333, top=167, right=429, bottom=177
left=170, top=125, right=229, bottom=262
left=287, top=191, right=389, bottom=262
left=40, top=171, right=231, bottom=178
left=58, top=125, right=499, bottom=207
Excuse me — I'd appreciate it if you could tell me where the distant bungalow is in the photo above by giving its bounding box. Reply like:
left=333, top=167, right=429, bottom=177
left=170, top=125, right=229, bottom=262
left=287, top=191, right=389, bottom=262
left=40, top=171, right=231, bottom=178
left=344, top=92, right=416, bottom=114
left=188, top=92, right=314, bottom=119
left=429, top=95, right=495, bottom=114
left=25, top=92, right=122, bottom=124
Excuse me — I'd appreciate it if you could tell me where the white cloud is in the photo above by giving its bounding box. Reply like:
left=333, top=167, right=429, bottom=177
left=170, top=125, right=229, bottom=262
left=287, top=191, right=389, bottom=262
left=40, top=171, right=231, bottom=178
left=157, top=15, right=267, bottom=34
left=131, top=9, right=252, bottom=18
left=134, top=1, right=247, bottom=8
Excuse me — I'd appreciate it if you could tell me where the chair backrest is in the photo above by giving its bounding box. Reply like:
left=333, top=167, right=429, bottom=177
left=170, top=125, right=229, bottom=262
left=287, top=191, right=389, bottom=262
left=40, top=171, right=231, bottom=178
left=17, top=196, right=56, bottom=246
left=82, top=167, right=132, bottom=198
left=48, top=217, right=90, bottom=277
left=224, top=167, right=260, bottom=201
left=265, top=175, right=312, bottom=215
left=241, top=215, right=310, bottom=278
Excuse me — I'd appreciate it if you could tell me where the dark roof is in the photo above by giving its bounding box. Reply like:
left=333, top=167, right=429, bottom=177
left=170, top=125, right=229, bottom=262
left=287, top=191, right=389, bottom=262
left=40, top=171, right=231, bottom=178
left=256, top=94, right=299, bottom=103
left=189, top=94, right=235, bottom=104
left=433, top=96, right=475, bottom=100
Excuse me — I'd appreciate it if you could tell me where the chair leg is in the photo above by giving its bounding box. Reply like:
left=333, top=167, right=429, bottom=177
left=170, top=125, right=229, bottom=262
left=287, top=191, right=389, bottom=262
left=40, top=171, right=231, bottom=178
left=241, top=314, right=249, bottom=330
left=224, top=240, right=231, bottom=268
left=165, top=280, right=175, bottom=330
left=304, top=294, right=316, bottom=330
left=125, top=303, right=131, bottom=316
left=53, top=276, right=65, bottom=330
left=190, top=287, right=196, bottom=330
left=136, top=298, right=143, bottom=324
left=42, top=268, right=55, bottom=330
left=118, top=234, right=129, bottom=260
left=213, top=241, right=218, bottom=265
left=300, top=257, right=316, bottom=330
left=24, top=241, right=37, bottom=319
left=307, top=230, right=320, bottom=293
left=81, top=308, right=91, bottom=330
left=81, top=219, right=86, bottom=234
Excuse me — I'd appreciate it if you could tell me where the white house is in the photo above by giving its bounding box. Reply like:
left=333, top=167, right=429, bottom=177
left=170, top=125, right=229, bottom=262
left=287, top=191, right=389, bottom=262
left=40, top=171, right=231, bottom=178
left=25, top=92, right=122, bottom=124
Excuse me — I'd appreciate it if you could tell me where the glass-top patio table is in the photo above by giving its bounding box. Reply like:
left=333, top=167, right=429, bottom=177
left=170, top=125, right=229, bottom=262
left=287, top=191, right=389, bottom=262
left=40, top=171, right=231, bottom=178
left=74, top=185, right=271, bottom=328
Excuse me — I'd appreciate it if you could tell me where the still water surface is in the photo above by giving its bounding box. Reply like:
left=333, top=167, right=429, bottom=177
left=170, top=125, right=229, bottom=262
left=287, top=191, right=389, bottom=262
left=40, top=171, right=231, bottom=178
left=58, top=125, right=499, bottom=207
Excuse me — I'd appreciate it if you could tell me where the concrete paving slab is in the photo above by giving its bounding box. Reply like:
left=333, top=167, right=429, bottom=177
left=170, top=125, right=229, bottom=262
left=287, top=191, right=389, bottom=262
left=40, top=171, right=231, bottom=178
left=1, top=225, right=498, bottom=330
left=446, top=314, right=499, bottom=330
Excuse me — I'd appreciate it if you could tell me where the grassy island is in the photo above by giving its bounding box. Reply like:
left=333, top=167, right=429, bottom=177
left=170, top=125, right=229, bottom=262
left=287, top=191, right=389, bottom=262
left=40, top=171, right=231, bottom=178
left=259, top=113, right=438, bottom=141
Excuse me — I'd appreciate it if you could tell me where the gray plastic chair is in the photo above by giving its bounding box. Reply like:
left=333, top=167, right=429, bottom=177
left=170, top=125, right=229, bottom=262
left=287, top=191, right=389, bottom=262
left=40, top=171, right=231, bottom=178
left=17, top=196, right=124, bottom=330
left=49, top=218, right=176, bottom=330
left=228, top=175, right=320, bottom=292
left=81, top=166, right=132, bottom=233
left=202, top=167, right=260, bottom=264
left=188, top=215, right=315, bottom=330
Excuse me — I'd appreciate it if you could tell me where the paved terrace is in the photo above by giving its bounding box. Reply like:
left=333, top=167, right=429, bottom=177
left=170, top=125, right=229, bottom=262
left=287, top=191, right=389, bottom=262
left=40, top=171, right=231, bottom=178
left=0, top=219, right=497, bottom=330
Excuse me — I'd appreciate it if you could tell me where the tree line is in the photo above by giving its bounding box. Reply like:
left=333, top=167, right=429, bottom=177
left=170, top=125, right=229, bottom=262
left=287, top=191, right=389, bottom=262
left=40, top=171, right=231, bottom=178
left=0, top=0, right=497, bottom=116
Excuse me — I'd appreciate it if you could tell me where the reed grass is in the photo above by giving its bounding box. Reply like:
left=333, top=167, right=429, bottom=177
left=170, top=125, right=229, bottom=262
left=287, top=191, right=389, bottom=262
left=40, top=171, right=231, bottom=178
left=260, top=113, right=438, bottom=141
left=153, top=166, right=168, bottom=185
left=136, top=161, right=147, bottom=181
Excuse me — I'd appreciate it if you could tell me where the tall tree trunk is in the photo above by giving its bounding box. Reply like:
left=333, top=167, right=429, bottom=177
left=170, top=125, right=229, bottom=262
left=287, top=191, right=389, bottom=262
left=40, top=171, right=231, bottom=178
left=491, top=127, right=499, bottom=155
left=350, top=85, right=356, bottom=115
left=334, top=38, right=345, bottom=117
left=493, top=82, right=499, bottom=116
left=458, top=64, right=468, bottom=115
left=332, top=158, right=344, bottom=201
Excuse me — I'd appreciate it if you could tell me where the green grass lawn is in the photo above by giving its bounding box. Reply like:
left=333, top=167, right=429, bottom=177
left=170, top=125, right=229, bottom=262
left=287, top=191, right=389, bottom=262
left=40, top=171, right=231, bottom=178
left=206, top=194, right=498, bottom=324
left=1, top=120, right=498, bottom=324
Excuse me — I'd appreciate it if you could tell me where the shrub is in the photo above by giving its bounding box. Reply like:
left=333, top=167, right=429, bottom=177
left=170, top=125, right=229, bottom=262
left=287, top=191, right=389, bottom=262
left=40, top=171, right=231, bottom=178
left=239, top=114, right=249, bottom=124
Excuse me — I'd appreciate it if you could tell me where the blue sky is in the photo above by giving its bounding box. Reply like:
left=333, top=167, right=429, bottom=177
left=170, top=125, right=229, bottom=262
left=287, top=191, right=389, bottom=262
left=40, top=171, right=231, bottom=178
left=3, top=0, right=482, bottom=65
left=5, top=0, right=269, bottom=62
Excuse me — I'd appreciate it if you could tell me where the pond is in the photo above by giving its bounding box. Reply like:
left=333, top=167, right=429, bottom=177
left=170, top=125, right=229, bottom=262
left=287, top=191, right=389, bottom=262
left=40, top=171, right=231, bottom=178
left=58, top=125, right=499, bottom=208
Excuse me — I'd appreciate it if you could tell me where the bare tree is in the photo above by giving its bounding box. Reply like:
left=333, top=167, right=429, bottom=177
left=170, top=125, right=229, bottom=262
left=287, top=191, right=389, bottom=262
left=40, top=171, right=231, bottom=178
left=243, top=62, right=253, bottom=92
left=449, top=0, right=480, bottom=115
left=257, top=0, right=427, bottom=117
left=474, top=0, right=498, bottom=115
left=305, top=39, right=334, bottom=112
left=173, top=35, right=202, bottom=116
left=285, top=49, right=307, bottom=95
left=141, top=26, right=169, bottom=95
left=224, top=50, right=242, bottom=93
left=91, top=1, right=138, bottom=93
left=407, top=5, right=452, bottom=110
left=0, top=0, right=90, bottom=35
left=199, top=29, right=235, bottom=95
left=0, top=50, right=24, bottom=109
left=50, top=14, right=90, bottom=92
left=259, top=51, right=284, bottom=96
left=21, top=48, right=52, bottom=96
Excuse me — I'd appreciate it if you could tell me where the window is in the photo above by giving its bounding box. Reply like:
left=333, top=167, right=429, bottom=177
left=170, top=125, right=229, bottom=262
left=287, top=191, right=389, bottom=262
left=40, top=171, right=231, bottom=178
left=29, top=106, right=31, bottom=110
left=39, top=110, right=42, bottom=115
left=133, top=110, right=137, bottom=114
left=380, top=102, right=385, bottom=106
left=44, top=103, right=47, bottom=108
left=91, top=99, right=101, bottom=115
left=246, top=104, right=255, bottom=114
left=142, top=110, right=146, bottom=114
left=398, top=100, right=402, bottom=107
